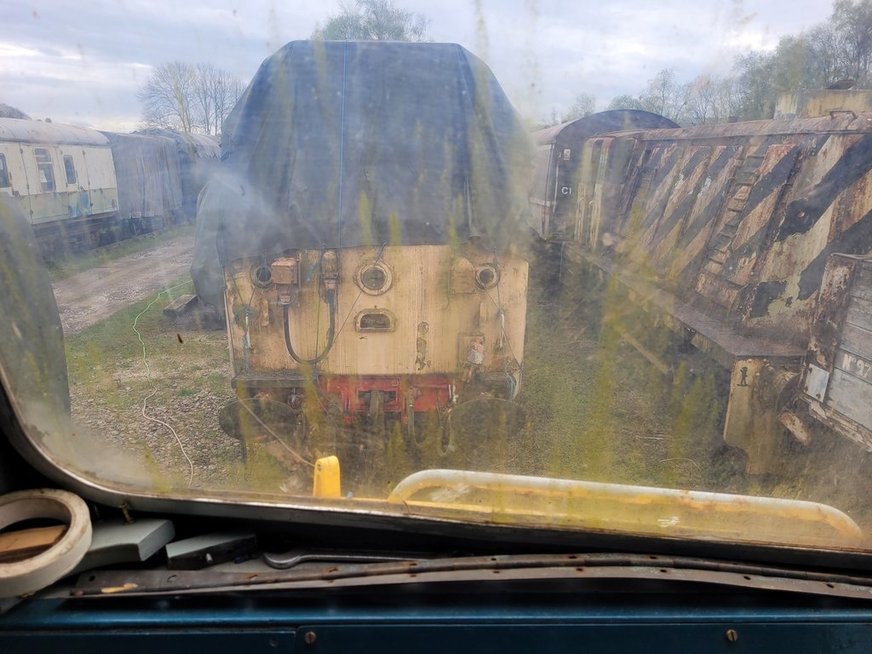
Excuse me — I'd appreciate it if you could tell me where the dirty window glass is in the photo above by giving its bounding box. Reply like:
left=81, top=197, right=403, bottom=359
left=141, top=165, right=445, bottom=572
left=34, top=147, right=55, bottom=192
left=63, top=155, right=76, bottom=185
left=3, top=0, right=872, bottom=555
left=0, top=155, right=9, bottom=188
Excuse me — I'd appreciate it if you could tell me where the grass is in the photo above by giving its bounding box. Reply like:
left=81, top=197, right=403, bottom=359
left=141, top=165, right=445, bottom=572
left=65, top=275, right=195, bottom=386
left=47, top=224, right=195, bottom=282
left=64, top=274, right=240, bottom=486
left=61, top=259, right=735, bottom=496
left=60, top=250, right=872, bottom=534
left=63, top=272, right=329, bottom=495
left=518, top=263, right=740, bottom=492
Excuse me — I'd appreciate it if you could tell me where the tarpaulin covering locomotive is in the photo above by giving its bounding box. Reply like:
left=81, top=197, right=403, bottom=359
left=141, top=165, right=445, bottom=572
left=538, top=110, right=872, bottom=472
left=192, top=41, right=532, bottom=465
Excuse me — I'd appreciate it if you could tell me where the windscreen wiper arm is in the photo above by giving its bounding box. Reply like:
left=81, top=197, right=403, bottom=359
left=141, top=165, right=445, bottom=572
left=263, top=548, right=430, bottom=570
left=66, top=552, right=872, bottom=602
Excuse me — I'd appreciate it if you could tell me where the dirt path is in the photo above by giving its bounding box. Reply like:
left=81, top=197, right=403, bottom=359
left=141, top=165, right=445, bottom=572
left=53, top=234, right=195, bottom=335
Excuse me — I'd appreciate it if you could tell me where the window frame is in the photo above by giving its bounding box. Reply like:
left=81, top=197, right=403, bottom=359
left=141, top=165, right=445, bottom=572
left=63, top=154, right=77, bottom=185
left=0, top=153, right=10, bottom=188
left=33, top=147, right=56, bottom=192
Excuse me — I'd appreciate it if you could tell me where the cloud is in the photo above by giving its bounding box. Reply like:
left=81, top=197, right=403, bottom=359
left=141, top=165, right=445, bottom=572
left=2, top=0, right=835, bottom=129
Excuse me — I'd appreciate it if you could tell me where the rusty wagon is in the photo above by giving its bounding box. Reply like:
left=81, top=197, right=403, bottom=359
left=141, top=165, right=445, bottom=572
left=534, top=106, right=872, bottom=473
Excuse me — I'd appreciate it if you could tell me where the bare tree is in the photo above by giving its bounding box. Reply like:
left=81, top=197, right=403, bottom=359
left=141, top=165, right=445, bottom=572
left=713, top=76, right=742, bottom=122
left=138, top=62, right=197, bottom=133
left=194, top=63, right=216, bottom=136
left=607, top=70, right=688, bottom=123
left=683, top=75, right=718, bottom=125
left=638, top=69, right=689, bottom=122
left=562, top=93, right=597, bottom=122
left=682, top=75, right=743, bottom=125
left=193, top=64, right=244, bottom=136
left=313, top=0, right=429, bottom=41
left=808, top=23, right=843, bottom=86
left=139, top=62, right=245, bottom=135
left=607, top=94, right=644, bottom=111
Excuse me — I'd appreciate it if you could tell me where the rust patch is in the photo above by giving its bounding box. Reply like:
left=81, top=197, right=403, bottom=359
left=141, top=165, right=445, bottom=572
left=747, top=280, right=786, bottom=318
left=807, top=255, right=857, bottom=370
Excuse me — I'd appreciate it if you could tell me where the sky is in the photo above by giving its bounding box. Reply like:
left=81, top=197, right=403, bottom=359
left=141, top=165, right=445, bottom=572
left=1, top=0, right=836, bottom=131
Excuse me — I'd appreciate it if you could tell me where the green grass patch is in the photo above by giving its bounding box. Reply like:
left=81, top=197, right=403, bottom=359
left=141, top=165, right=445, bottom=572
left=63, top=272, right=252, bottom=495
left=518, top=267, right=738, bottom=493
left=65, top=275, right=196, bottom=384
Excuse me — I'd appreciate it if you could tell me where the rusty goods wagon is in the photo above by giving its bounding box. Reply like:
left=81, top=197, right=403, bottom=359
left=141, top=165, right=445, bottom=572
left=561, top=111, right=872, bottom=472
left=529, top=110, right=678, bottom=241
left=192, top=41, right=532, bottom=474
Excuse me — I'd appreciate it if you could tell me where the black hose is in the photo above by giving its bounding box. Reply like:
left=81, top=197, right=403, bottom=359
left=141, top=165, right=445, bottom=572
left=283, top=289, right=337, bottom=365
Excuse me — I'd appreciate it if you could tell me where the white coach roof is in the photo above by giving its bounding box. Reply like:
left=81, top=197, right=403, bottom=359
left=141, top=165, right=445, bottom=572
left=0, top=118, right=109, bottom=146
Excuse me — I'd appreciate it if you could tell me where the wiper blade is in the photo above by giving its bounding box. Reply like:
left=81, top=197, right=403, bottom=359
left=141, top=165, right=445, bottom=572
left=67, top=553, right=872, bottom=602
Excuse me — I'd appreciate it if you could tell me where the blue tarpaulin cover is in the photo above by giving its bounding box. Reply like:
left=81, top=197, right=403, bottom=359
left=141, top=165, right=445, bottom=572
left=192, top=40, right=532, bottom=307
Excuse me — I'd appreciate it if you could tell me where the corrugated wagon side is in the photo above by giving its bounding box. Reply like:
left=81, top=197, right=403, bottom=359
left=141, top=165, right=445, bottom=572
left=565, top=112, right=872, bottom=472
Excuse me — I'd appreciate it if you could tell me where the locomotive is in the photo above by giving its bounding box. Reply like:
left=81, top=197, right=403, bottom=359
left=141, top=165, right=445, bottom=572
left=531, top=103, right=872, bottom=473
left=192, top=41, right=532, bottom=478
left=0, top=117, right=218, bottom=256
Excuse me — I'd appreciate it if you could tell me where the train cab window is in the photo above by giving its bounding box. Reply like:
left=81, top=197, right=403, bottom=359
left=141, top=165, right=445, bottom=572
left=33, top=148, right=55, bottom=192
left=63, top=155, right=77, bottom=185
left=0, top=154, right=9, bottom=188
left=6, top=7, right=872, bottom=588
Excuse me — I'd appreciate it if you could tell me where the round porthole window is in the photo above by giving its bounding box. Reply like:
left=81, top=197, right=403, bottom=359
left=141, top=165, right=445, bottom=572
left=356, top=261, right=393, bottom=295
left=474, top=263, right=500, bottom=289
left=251, top=263, right=273, bottom=287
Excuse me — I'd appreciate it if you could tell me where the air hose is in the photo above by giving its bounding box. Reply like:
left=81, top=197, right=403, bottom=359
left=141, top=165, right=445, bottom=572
left=283, top=289, right=337, bottom=365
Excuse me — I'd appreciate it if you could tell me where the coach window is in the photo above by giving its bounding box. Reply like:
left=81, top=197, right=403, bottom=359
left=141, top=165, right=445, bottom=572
left=0, top=154, right=9, bottom=188
left=63, top=155, right=77, bottom=185
left=34, top=148, right=55, bottom=192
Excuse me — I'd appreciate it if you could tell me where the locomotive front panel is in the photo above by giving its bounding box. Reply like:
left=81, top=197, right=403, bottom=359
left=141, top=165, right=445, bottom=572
left=224, top=243, right=528, bottom=419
